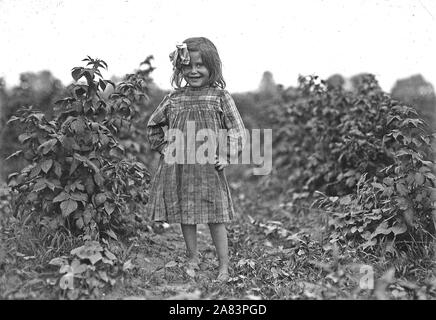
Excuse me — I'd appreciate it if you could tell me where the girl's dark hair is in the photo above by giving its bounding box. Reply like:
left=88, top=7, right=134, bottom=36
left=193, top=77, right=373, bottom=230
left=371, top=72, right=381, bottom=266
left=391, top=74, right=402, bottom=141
left=171, top=37, right=226, bottom=89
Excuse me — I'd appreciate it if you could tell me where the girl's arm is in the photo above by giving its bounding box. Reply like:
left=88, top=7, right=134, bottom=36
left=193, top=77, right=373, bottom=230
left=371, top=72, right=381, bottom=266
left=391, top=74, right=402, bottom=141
left=219, top=90, right=247, bottom=163
left=146, top=94, right=170, bottom=154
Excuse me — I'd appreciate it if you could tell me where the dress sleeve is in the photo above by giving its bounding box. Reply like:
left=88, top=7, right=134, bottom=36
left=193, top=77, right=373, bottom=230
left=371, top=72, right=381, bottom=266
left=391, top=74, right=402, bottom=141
left=146, top=94, right=170, bottom=154
left=220, top=90, right=247, bottom=161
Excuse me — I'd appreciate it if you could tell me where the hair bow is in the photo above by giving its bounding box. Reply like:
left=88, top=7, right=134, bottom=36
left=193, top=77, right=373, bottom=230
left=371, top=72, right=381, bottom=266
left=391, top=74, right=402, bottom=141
left=169, top=43, right=190, bottom=69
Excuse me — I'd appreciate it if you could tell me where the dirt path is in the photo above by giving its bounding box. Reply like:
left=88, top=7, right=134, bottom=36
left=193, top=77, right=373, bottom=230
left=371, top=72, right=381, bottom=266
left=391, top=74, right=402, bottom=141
left=104, top=223, right=228, bottom=300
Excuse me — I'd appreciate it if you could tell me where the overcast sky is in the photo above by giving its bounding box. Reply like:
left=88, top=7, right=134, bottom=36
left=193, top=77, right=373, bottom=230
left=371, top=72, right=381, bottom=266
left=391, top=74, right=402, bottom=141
left=0, top=0, right=435, bottom=93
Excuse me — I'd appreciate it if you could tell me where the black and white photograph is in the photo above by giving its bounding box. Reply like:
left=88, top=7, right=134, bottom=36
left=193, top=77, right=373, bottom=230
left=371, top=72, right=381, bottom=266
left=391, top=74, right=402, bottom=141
left=0, top=0, right=436, bottom=306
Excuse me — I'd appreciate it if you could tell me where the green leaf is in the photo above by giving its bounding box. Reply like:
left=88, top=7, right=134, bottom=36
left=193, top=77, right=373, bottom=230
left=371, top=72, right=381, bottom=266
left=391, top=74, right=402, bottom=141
left=395, top=196, right=409, bottom=210
left=383, top=177, right=394, bottom=186
left=60, top=199, right=78, bottom=217
left=70, top=119, right=86, bottom=134
left=69, top=158, right=79, bottom=176
left=55, top=97, right=75, bottom=106
left=106, top=80, right=116, bottom=89
left=7, top=172, right=19, bottom=180
left=104, top=249, right=117, bottom=261
left=98, top=271, right=109, bottom=282
left=99, top=79, right=107, bottom=91
left=85, top=176, right=95, bottom=195
left=71, top=259, right=88, bottom=274
left=32, top=179, right=47, bottom=192
left=60, top=136, right=81, bottom=151
left=18, top=133, right=32, bottom=144
left=411, top=137, right=423, bottom=147
left=76, top=217, right=84, bottom=229
left=339, top=195, right=352, bottom=205
left=73, top=153, right=87, bottom=163
left=403, top=209, right=414, bottom=227
left=328, top=196, right=339, bottom=203
left=70, top=242, right=103, bottom=265
left=29, top=164, right=41, bottom=179
left=391, top=223, right=407, bottom=235
left=122, top=260, right=134, bottom=271
left=343, top=170, right=355, bottom=178
left=165, top=261, right=177, bottom=268
left=106, top=229, right=118, bottom=240
left=414, top=172, right=425, bottom=186
left=45, top=179, right=57, bottom=191
left=423, top=171, right=436, bottom=181
left=26, top=192, right=38, bottom=202
left=74, top=85, right=87, bottom=96
left=97, top=100, right=106, bottom=110
left=59, top=273, right=74, bottom=290
left=70, top=192, right=88, bottom=203
left=73, top=153, right=99, bottom=173
left=99, top=132, right=110, bottom=146
left=94, top=172, right=104, bottom=187
left=29, top=113, right=45, bottom=122
left=71, top=244, right=89, bottom=257
left=53, top=191, right=70, bottom=203
left=41, top=159, right=53, bottom=173
left=395, top=149, right=412, bottom=158
left=83, top=209, right=92, bottom=225
left=104, top=202, right=115, bottom=215
left=404, top=118, right=423, bottom=128
left=48, top=256, right=69, bottom=267
left=75, top=182, right=85, bottom=191
left=71, top=67, right=84, bottom=81
left=396, top=183, right=408, bottom=196
left=83, top=100, right=93, bottom=113
left=372, top=221, right=392, bottom=237
left=421, top=160, right=434, bottom=167
left=5, top=150, right=23, bottom=160
left=6, top=115, right=20, bottom=125
left=54, top=161, right=62, bottom=178
left=386, top=115, right=401, bottom=126
left=38, top=138, right=58, bottom=155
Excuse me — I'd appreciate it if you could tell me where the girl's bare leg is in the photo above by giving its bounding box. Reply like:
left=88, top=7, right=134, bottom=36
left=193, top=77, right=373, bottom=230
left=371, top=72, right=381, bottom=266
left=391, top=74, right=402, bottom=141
left=208, top=223, right=229, bottom=280
left=181, top=224, right=199, bottom=264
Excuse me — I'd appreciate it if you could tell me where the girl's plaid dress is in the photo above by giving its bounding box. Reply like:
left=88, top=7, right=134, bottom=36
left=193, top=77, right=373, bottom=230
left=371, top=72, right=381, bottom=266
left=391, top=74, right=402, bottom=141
left=145, top=86, right=246, bottom=224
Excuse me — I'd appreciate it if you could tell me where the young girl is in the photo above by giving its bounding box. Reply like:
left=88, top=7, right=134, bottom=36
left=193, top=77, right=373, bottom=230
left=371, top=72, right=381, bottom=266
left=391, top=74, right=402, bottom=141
left=146, top=37, right=246, bottom=282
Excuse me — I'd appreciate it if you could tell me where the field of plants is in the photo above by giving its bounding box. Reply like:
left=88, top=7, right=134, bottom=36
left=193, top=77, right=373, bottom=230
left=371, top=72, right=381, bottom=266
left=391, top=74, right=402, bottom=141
left=0, top=57, right=436, bottom=300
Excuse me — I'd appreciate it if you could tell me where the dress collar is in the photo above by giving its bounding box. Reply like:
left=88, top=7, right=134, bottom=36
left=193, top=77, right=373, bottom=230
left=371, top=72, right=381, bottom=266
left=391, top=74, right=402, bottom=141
left=185, top=85, right=211, bottom=91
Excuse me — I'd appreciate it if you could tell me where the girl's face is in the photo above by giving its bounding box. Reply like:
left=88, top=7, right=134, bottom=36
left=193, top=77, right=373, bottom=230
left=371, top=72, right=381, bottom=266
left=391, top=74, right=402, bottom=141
left=182, top=51, right=210, bottom=88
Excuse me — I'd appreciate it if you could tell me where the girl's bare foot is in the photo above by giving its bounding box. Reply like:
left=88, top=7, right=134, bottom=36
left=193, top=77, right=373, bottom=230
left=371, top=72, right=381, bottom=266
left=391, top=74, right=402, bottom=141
left=217, top=266, right=229, bottom=282
left=187, top=258, right=200, bottom=270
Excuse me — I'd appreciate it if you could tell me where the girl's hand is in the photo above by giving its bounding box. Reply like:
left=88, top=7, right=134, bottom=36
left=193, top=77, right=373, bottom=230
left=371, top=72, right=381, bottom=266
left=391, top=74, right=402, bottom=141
left=215, top=155, right=228, bottom=171
left=161, top=144, right=169, bottom=161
